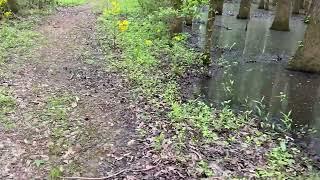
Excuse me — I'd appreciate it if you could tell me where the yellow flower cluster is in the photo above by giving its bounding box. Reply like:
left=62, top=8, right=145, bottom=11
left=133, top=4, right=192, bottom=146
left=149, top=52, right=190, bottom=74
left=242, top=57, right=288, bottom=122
left=0, top=0, right=7, bottom=7
left=118, top=20, right=129, bottom=32
left=103, top=0, right=120, bottom=16
left=3, top=11, right=12, bottom=18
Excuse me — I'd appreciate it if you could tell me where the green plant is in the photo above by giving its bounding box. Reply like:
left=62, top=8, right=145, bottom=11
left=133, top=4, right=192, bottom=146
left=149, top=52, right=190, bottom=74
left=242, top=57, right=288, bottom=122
left=154, top=132, right=165, bottom=151
left=49, top=167, right=62, bottom=180
left=197, top=160, right=213, bottom=177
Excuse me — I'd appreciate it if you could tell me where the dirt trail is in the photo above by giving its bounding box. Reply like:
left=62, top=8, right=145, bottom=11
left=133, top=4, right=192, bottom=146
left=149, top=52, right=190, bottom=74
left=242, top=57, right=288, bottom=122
left=0, top=4, right=143, bottom=179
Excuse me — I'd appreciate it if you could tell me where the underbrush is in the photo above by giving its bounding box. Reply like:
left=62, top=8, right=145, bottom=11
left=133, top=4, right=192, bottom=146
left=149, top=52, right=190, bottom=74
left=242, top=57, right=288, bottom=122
left=0, top=21, right=40, bottom=65
left=99, top=0, right=318, bottom=178
left=0, top=87, right=16, bottom=129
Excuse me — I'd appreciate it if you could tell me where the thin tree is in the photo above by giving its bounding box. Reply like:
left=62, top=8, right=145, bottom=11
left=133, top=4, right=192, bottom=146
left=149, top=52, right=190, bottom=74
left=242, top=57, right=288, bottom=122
left=292, top=0, right=300, bottom=14
left=270, top=0, right=290, bottom=31
left=203, top=0, right=216, bottom=65
left=216, top=0, right=224, bottom=15
left=265, top=0, right=270, bottom=10
left=288, top=0, right=320, bottom=72
left=258, top=0, right=265, bottom=9
left=237, top=0, right=251, bottom=19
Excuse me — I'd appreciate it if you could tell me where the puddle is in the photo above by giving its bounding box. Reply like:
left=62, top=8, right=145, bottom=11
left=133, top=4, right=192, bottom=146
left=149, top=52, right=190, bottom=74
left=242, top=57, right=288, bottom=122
left=193, top=3, right=320, bottom=153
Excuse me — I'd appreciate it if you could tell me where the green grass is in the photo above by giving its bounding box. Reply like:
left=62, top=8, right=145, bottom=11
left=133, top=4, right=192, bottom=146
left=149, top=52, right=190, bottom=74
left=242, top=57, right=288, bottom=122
left=55, top=0, right=87, bottom=6
left=0, top=88, right=16, bottom=129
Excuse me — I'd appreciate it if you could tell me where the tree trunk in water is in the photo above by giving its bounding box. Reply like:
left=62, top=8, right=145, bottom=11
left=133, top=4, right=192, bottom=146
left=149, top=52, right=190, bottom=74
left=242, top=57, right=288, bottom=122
left=300, top=0, right=304, bottom=9
left=237, top=0, right=251, bottom=19
left=288, top=0, right=320, bottom=73
left=270, top=0, right=290, bottom=31
left=292, top=0, right=300, bottom=14
left=216, top=0, right=224, bottom=15
left=203, top=0, right=216, bottom=65
left=258, top=0, right=265, bottom=9
left=265, top=0, right=270, bottom=10
left=272, top=0, right=277, bottom=6
left=7, top=0, right=19, bottom=13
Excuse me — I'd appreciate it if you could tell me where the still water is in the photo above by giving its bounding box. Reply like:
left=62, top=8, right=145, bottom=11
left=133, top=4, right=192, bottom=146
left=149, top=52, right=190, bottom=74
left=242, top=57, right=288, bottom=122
left=194, top=3, right=320, bottom=153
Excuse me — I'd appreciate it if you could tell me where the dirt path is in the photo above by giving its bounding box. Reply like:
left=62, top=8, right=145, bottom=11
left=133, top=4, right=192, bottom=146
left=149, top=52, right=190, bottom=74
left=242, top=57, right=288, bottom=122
left=0, top=4, right=144, bottom=179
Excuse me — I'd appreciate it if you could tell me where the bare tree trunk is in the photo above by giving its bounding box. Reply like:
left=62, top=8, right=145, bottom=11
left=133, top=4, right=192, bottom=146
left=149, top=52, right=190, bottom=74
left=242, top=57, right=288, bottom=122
left=288, top=0, right=320, bottom=73
left=203, top=0, right=216, bottom=65
left=7, top=0, right=19, bottom=13
left=272, top=0, right=277, bottom=6
left=237, top=0, right=251, bottom=19
left=258, top=0, right=265, bottom=9
left=292, top=0, right=300, bottom=14
left=265, top=0, right=270, bottom=10
left=216, top=0, right=224, bottom=15
left=270, top=0, right=290, bottom=31
left=300, top=0, right=305, bottom=9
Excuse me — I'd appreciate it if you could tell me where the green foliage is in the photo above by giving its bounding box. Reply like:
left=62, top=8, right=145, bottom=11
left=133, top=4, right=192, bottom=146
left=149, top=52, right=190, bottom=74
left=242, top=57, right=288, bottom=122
left=0, top=22, right=40, bottom=64
left=48, top=167, right=62, bottom=180
left=197, top=160, right=214, bottom=177
left=0, top=88, right=15, bottom=128
left=257, top=140, right=295, bottom=178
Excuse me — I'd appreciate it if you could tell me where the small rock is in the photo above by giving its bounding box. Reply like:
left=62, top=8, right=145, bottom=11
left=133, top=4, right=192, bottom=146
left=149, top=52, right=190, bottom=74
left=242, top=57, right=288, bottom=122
left=127, top=140, right=136, bottom=146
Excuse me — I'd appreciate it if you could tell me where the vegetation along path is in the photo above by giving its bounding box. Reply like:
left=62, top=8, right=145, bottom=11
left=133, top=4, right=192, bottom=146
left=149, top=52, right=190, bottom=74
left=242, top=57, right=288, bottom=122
left=1, top=3, right=144, bottom=179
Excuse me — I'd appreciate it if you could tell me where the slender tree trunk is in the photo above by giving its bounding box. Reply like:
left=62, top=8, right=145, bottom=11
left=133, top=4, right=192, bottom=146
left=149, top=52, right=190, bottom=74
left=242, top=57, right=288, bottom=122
left=292, top=0, right=300, bottom=14
left=300, top=0, right=305, bottom=9
left=270, top=0, right=290, bottom=31
left=258, top=0, right=265, bottom=9
left=7, top=0, right=19, bottom=13
left=216, top=0, right=224, bottom=15
left=272, top=0, right=277, bottom=6
left=265, top=0, right=270, bottom=10
left=237, top=0, right=251, bottom=19
left=288, top=0, right=320, bottom=73
left=203, top=0, right=216, bottom=65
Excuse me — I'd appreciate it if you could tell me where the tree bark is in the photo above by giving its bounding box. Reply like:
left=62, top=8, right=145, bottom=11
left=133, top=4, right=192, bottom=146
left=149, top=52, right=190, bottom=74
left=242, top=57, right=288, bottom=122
left=288, top=0, right=320, bottom=73
left=270, top=0, right=290, bottom=31
left=237, top=0, right=251, bottom=19
left=258, top=0, right=265, bottom=9
left=300, top=0, right=305, bottom=9
left=216, top=0, right=224, bottom=15
left=203, top=0, right=216, bottom=65
left=265, top=0, right=270, bottom=10
left=7, top=0, right=19, bottom=13
left=292, top=0, right=300, bottom=14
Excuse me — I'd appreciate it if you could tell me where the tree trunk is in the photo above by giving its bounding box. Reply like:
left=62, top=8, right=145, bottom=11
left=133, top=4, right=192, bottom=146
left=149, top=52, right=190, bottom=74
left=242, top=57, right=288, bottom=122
left=203, top=0, right=216, bottom=65
left=237, top=0, right=251, bottom=19
left=265, top=0, right=270, bottom=10
left=216, top=0, right=224, bottom=15
left=270, top=0, right=290, bottom=31
left=288, top=0, right=320, bottom=73
left=7, top=0, right=19, bottom=14
left=300, top=0, right=305, bottom=9
left=292, top=0, right=300, bottom=14
left=258, top=0, right=265, bottom=9
left=272, top=0, right=277, bottom=6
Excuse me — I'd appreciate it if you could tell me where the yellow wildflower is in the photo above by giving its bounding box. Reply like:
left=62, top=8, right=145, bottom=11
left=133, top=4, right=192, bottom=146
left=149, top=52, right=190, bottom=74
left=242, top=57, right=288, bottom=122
left=145, top=40, right=153, bottom=46
left=4, top=11, right=12, bottom=18
left=118, top=20, right=129, bottom=32
left=0, top=0, right=7, bottom=6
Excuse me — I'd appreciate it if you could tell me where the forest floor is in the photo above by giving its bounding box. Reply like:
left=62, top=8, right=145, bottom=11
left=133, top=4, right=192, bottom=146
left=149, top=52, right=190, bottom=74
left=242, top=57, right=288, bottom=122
left=1, top=2, right=319, bottom=180
left=0, top=4, right=150, bottom=179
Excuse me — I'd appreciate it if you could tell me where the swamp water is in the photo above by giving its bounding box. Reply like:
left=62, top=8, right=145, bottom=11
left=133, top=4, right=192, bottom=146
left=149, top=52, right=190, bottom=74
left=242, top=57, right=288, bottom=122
left=193, top=3, right=320, bottom=154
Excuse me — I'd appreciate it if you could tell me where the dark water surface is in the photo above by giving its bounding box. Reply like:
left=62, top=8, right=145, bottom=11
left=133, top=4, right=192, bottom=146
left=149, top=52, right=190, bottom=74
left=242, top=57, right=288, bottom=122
left=194, top=3, right=320, bottom=153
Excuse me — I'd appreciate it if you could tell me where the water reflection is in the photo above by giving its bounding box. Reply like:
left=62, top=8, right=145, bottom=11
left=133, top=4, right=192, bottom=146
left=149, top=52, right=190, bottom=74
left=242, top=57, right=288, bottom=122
left=195, top=3, right=320, bottom=152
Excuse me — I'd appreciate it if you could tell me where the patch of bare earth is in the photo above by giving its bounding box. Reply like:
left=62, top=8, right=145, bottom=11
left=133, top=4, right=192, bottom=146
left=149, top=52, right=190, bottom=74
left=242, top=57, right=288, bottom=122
left=0, top=4, right=148, bottom=179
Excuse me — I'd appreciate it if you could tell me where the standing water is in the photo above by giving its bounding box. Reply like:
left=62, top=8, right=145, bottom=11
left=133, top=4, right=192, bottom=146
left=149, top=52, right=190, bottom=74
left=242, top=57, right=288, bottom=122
left=193, top=3, right=320, bottom=154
